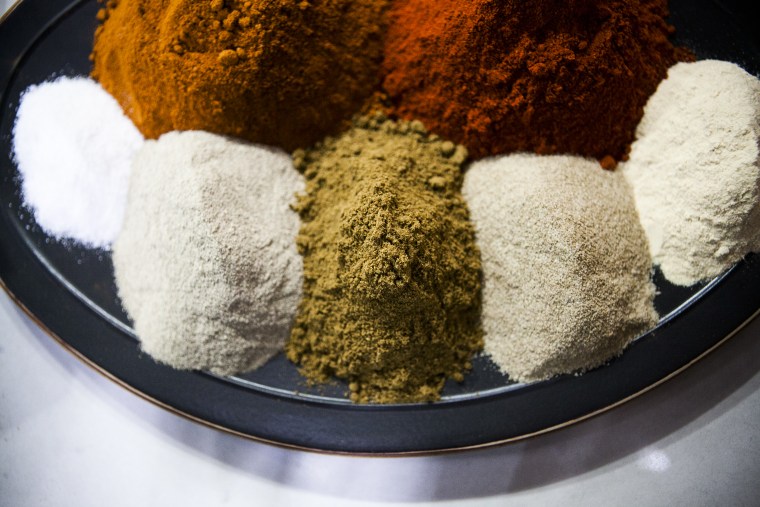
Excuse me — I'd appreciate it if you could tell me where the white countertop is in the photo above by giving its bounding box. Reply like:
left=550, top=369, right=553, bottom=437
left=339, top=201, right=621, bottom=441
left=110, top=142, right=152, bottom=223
left=2, top=1, right=759, bottom=505
left=2, top=287, right=759, bottom=507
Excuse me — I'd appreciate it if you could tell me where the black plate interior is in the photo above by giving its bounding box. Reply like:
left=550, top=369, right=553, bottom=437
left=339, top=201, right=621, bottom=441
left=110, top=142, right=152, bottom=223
left=1, top=0, right=759, bottom=453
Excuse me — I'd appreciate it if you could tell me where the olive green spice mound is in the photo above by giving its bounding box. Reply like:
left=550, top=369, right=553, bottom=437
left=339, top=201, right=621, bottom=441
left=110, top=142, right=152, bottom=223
left=286, top=115, right=483, bottom=404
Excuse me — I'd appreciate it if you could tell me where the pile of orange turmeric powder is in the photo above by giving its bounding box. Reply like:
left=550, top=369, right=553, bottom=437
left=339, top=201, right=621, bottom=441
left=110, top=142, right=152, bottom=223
left=92, top=0, right=389, bottom=151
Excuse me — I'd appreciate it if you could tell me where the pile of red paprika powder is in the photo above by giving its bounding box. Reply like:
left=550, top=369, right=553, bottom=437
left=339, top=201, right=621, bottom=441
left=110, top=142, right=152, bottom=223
left=380, top=0, right=691, bottom=168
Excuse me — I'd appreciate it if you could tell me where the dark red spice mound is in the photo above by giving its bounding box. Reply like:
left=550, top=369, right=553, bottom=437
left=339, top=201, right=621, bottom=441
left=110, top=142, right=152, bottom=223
left=381, top=0, right=690, bottom=164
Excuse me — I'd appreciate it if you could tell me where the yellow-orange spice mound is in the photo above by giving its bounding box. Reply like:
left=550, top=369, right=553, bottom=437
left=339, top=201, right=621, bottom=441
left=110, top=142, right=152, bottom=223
left=92, top=0, right=388, bottom=151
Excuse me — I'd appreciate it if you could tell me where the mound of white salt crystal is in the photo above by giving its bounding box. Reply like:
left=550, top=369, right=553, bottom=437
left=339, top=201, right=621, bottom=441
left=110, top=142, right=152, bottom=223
left=12, top=76, right=143, bottom=248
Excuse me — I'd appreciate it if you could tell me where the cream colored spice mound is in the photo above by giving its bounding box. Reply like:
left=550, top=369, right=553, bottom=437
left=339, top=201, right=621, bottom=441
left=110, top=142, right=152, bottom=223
left=113, top=131, right=304, bottom=375
left=463, top=154, right=658, bottom=382
left=622, top=60, right=760, bottom=286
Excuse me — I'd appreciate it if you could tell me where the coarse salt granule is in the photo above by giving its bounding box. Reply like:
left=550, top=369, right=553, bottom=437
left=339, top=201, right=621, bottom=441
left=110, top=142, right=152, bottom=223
left=12, top=76, right=144, bottom=248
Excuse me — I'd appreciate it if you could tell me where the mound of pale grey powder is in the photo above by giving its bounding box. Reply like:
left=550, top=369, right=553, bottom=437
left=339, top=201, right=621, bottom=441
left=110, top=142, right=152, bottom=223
left=113, top=131, right=304, bottom=375
left=463, top=154, right=659, bottom=383
left=622, top=60, right=760, bottom=286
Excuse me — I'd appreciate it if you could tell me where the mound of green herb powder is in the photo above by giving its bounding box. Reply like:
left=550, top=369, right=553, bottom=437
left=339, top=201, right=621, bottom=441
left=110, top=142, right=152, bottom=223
left=286, top=115, right=483, bottom=403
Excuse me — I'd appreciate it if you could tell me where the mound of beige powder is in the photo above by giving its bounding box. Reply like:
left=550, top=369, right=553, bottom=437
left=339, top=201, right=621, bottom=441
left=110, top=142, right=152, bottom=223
left=622, top=60, right=760, bottom=286
left=113, top=131, right=304, bottom=375
left=463, top=154, right=659, bottom=382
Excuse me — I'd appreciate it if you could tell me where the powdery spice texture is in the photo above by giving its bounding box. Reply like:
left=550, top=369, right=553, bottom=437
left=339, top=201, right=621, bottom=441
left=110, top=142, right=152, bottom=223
left=463, top=154, right=658, bottom=382
left=381, top=0, right=684, bottom=163
left=12, top=77, right=143, bottom=248
left=113, top=131, right=304, bottom=375
left=92, top=0, right=388, bottom=151
left=622, top=60, right=760, bottom=286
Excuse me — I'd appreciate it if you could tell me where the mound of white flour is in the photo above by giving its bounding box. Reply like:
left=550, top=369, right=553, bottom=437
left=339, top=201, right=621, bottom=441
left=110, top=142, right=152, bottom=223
left=622, top=60, right=760, bottom=286
left=113, top=131, right=304, bottom=375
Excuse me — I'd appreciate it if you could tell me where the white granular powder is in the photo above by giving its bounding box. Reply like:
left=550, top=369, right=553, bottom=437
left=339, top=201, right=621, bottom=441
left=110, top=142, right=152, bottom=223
left=463, top=154, right=658, bottom=383
left=113, top=131, right=304, bottom=375
left=12, top=76, right=144, bottom=248
left=622, top=60, right=760, bottom=286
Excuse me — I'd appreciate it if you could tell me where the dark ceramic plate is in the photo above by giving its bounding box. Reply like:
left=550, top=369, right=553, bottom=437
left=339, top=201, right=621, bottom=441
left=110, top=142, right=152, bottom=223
left=1, top=0, right=759, bottom=454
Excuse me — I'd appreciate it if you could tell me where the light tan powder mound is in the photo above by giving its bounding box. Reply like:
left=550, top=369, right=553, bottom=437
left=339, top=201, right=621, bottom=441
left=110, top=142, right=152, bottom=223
left=113, top=131, right=304, bottom=375
left=622, top=60, right=760, bottom=286
left=463, top=154, right=659, bottom=382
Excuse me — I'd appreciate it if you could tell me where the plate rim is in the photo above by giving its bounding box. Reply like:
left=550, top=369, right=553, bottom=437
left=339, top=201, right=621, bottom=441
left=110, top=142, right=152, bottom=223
left=3, top=277, right=758, bottom=456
